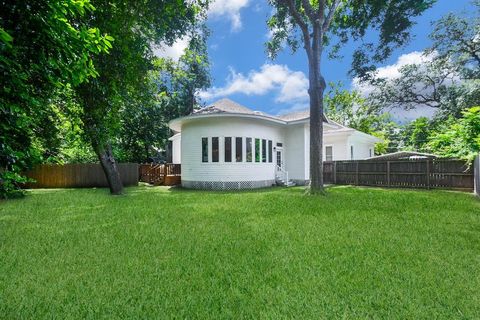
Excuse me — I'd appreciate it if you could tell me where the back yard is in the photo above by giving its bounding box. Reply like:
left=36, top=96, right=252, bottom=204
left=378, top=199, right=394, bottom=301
left=1, top=186, right=479, bottom=319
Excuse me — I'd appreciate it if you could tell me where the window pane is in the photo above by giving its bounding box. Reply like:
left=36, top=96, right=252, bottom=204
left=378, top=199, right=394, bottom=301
left=255, top=139, right=260, bottom=162
left=262, top=139, right=266, bottom=162
left=350, top=146, right=354, bottom=160
left=224, top=137, right=232, bottom=162
left=236, top=137, right=243, bottom=162
left=268, top=140, right=272, bottom=163
left=326, top=146, right=333, bottom=162
left=276, top=142, right=283, bottom=147
left=202, top=137, right=208, bottom=162
left=246, top=138, right=252, bottom=162
left=212, top=137, right=219, bottom=162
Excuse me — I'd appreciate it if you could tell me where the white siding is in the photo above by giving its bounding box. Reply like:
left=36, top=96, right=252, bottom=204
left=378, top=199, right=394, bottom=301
left=348, top=134, right=376, bottom=160
left=285, top=124, right=307, bottom=181
left=323, top=133, right=350, bottom=160
left=171, top=134, right=181, bottom=164
left=181, top=117, right=285, bottom=182
left=304, top=126, right=352, bottom=180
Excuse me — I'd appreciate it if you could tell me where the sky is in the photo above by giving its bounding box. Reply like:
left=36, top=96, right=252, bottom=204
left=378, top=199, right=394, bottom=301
left=159, top=0, right=475, bottom=121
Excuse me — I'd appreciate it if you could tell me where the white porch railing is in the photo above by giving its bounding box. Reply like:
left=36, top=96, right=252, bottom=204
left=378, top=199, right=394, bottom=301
left=276, top=165, right=289, bottom=186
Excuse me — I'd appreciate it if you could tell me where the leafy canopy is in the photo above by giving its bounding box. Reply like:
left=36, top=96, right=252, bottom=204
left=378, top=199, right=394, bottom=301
left=267, top=0, right=436, bottom=78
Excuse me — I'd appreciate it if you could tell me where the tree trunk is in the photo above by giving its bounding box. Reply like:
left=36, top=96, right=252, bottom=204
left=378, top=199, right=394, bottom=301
left=308, top=74, right=326, bottom=194
left=307, top=26, right=325, bottom=194
left=94, top=141, right=124, bottom=195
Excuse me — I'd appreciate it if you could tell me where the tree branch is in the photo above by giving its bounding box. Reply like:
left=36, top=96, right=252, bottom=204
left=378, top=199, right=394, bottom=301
left=323, top=0, right=341, bottom=31
left=278, top=0, right=313, bottom=59
left=301, top=0, right=316, bottom=20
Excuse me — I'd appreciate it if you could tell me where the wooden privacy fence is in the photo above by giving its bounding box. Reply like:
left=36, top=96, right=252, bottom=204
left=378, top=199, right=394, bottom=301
left=475, top=155, right=480, bottom=196
left=139, top=163, right=181, bottom=186
left=25, top=163, right=139, bottom=188
left=323, top=159, right=474, bottom=191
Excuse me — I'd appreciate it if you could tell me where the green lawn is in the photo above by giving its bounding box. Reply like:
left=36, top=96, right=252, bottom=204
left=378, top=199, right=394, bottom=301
left=1, top=186, right=479, bottom=319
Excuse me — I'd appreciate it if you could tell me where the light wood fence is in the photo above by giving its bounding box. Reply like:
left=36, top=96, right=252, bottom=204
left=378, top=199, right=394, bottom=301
left=323, top=159, right=474, bottom=191
left=25, top=163, right=138, bottom=188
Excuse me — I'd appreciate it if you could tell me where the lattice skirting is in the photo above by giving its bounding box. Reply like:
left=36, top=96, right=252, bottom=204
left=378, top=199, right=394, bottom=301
left=182, top=180, right=275, bottom=190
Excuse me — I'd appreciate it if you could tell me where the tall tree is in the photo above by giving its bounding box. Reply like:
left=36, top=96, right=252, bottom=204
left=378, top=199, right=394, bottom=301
left=0, top=0, right=112, bottom=198
left=75, top=0, right=208, bottom=194
left=267, top=0, right=434, bottom=194
left=364, top=2, right=480, bottom=120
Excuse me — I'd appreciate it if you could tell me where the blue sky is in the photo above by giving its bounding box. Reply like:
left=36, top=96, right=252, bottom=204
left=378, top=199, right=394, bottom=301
left=160, top=0, right=474, bottom=119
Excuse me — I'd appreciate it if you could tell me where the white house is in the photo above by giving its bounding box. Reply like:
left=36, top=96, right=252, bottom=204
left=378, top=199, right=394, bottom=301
left=169, top=98, right=380, bottom=190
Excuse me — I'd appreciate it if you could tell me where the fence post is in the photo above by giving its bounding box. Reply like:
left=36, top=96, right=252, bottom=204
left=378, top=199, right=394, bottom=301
left=355, top=161, right=359, bottom=185
left=333, top=161, right=337, bottom=185
left=475, top=154, right=480, bottom=197
left=387, top=161, right=390, bottom=187
left=426, top=160, right=431, bottom=190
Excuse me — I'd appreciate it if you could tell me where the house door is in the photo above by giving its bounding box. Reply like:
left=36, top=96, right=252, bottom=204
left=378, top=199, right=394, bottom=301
left=276, top=149, right=283, bottom=170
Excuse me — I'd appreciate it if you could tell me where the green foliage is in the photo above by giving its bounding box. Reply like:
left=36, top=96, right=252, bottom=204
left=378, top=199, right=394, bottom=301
left=1, top=186, right=480, bottom=318
left=324, top=82, right=399, bottom=155
left=0, top=0, right=112, bottom=198
left=267, top=0, right=435, bottom=78
left=116, top=27, right=211, bottom=163
left=428, top=2, right=480, bottom=80
left=427, top=107, right=480, bottom=162
left=364, top=4, right=479, bottom=120
left=402, top=117, right=431, bottom=151
left=73, top=1, right=208, bottom=193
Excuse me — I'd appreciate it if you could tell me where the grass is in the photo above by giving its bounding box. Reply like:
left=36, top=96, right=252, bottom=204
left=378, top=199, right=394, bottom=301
left=1, top=185, right=479, bottom=319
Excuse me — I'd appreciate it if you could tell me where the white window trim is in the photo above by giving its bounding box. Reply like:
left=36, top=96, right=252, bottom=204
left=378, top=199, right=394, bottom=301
left=325, top=144, right=334, bottom=162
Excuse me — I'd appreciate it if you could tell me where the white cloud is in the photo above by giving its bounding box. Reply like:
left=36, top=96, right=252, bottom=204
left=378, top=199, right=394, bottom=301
left=208, top=0, right=250, bottom=32
left=351, top=51, right=443, bottom=121
left=352, top=51, right=436, bottom=96
left=153, top=37, right=189, bottom=61
left=199, top=64, right=309, bottom=105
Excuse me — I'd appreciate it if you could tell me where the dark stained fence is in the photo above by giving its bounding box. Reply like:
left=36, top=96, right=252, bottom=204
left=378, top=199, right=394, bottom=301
left=25, top=163, right=138, bottom=188
left=139, top=164, right=181, bottom=186
left=475, top=155, right=480, bottom=197
left=324, top=159, right=473, bottom=191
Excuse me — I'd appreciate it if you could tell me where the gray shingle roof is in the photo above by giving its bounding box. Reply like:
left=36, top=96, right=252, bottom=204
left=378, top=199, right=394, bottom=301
left=277, top=110, right=310, bottom=121
left=194, top=98, right=327, bottom=122
left=194, top=98, right=255, bottom=115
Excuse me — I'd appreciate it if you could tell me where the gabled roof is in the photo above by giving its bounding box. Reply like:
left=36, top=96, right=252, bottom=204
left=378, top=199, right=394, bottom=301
left=194, top=98, right=256, bottom=115
left=195, top=98, right=328, bottom=122
left=169, top=99, right=374, bottom=142
left=277, top=110, right=310, bottom=121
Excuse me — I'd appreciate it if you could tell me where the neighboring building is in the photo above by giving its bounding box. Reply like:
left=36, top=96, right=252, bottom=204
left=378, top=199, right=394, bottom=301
left=169, top=98, right=381, bottom=190
left=366, top=151, right=439, bottom=161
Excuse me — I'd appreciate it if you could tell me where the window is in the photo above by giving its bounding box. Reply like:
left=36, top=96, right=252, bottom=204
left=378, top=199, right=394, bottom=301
left=369, top=148, right=373, bottom=158
left=212, top=137, right=219, bottom=162
left=350, top=145, right=354, bottom=160
left=202, top=137, right=208, bottom=162
left=224, top=137, right=232, bottom=162
left=255, top=139, right=261, bottom=162
left=276, top=142, right=283, bottom=147
left=235, top=137, right=243, bottom=162
left=268, top=140, right=272, bottom=163
left=246, top=138, right=253, bottom=162
left=325, top=146, right=333, bottom=162
left=262, top=139, right=267, bottom=162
